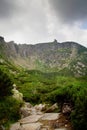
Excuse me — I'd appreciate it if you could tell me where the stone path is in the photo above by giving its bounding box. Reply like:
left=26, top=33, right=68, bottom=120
left=19, top=122, right=42, bottom=130
left=19, top=115, right=43, bottom=124
left=10, top=103, right=72, bottom=130
left=41, top=113, right=60, bottom=121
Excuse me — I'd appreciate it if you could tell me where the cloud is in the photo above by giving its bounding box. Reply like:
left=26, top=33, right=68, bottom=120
left=0, top=0, right=18, bottom=19
left=48, top=0, right=87, bottom=24
left=0, top=0, right=87, bottom=47
left=0, top=0, right=49, bottom=43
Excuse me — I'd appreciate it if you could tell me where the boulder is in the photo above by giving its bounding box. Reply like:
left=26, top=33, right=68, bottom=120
left=19, top=115, right=43, bottom=124
left=54, top=128, right=67, bottom=130
left=18, top=122, right=42, bottom=130
left=34, top=104, right=46, bottom=111
left=10, top=122, right=20, bottom=130
left=12, top=86, right=23, bottom=101
left=20, top=102, right=33, bottom=118
left=41, top=113, right=60, bottom=121
left=45, top=103, right=58, bottom=113
left=20, top=107, right=31, bottom=118
left=23, top=102, right=33, bottom=108
left=62, top=103, right=72, bottom=114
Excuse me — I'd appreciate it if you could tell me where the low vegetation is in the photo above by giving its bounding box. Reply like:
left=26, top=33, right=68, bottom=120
left=0, top=68, right=22, bottom=129
left=0, top=62, right=87, bottom=130
left=14, top=70, right=87, bottom=130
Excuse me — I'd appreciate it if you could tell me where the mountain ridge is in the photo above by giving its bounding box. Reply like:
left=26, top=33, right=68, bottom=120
left=0, top=36, right=87, bottom=76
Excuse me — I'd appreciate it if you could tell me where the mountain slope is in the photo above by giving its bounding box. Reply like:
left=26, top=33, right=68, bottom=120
left=0, top=36, right=87, bottom=76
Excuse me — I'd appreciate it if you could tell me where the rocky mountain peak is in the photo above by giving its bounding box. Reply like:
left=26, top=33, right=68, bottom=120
left=0, top=36, right=5, bottom=43
left=0, top=36, right=87, bottom=76
left=53, top=39, right=58, bottom=44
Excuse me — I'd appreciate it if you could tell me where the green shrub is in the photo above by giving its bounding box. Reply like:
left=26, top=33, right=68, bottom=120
left=0, top=68, right=22, bottom=129
left=0, top=68, right=13, bottom=98
left=0, top=96, right=22, bottom=127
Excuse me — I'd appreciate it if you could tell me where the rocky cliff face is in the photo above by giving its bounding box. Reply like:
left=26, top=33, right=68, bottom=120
left=0, top=36, right=87, bottom=76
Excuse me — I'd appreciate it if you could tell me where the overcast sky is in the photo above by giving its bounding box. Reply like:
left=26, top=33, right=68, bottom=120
left=0, top=0, right=87, bottom=47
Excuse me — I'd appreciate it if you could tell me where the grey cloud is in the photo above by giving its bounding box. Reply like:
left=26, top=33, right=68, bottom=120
left=0, top=0, right=87, bottom=47
left=48, top=0, right=87, bottom=23
left=0, top=0, right=48, bottom=43
left=0, top=0, right=16, bottom=18
left=0, top=0, right=24, bottom=19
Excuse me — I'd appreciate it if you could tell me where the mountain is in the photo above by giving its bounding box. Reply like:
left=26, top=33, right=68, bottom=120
left=0, top=36, right=87, bottom=76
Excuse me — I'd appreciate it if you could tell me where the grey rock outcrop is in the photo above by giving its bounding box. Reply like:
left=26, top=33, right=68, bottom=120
left=0, top=36, right=87, bottom=76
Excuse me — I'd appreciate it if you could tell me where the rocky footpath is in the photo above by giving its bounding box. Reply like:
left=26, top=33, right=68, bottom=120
left=10, top=102, right=73, bottom=130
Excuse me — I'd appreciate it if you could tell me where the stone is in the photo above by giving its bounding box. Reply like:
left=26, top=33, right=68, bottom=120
left=62, top=103, right=72, bottom=114
left=65, top=124, right=68, bottom=127
left=54, top=128, right=67, bottom=130
left=40, top=126, right=49, bottom=130
left=45, top=103, right=58, bottom=112
left=41, top=128, right=48, bottom=130
left=12, top=87, right=23, bottom=101
left=23, top=102, right=33, bottom=108
left=10, top=102, right=72, bottom=130
left=41, top=113, right=60, bottom=121
left=34, top=104, right=46, bottom=111
left=30, top=107, right=37, bottom=115
left=19, top=115, right=43, bottom=124
left=10, top=122, right=20, bottom=130
left=20, top=107, right=31, bottom=118
left=20, top=104, right=44, bottom=118
left=19, top=122, right=42, bottom=130
left=20, top=102, right=33, bottom=118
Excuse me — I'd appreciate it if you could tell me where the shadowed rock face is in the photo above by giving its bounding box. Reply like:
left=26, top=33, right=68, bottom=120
left=0, top=36, right=4, bottom=42
left=0, top=37, right=87, bottom=76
